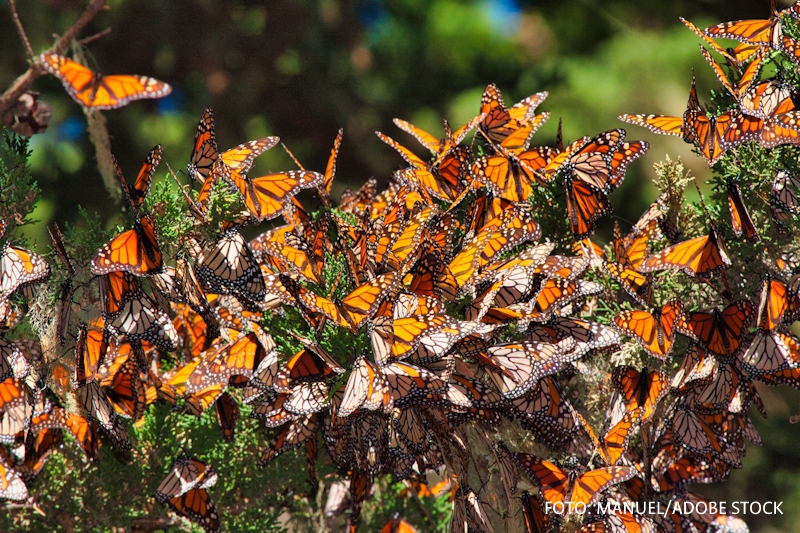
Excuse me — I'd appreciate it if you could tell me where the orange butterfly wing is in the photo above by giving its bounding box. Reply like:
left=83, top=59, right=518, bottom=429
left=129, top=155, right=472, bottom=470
left=91, top=215, right=163, bottom=276
left=40, top=53, right=171, bottom=110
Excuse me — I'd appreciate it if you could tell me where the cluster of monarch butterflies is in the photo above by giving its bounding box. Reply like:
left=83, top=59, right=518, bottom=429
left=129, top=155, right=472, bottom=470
left=5, top=10, right=800, bottom=529
left=621, top=1, right=800, bottom=166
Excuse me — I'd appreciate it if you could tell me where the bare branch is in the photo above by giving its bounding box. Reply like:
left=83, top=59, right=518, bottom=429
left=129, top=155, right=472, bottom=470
left=0, top=0, right=109, bottom=118
left=76, top=27, right=112, bottom=47
left=8, top=0, right=35, bottom=62
left=130, top=517, right=182, bottom=533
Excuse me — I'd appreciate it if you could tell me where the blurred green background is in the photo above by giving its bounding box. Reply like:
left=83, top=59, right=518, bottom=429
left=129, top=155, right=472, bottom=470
left=2, top=1, right=800, bottom=531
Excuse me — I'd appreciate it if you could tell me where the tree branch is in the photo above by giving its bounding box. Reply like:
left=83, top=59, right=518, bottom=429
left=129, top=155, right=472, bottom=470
left=130, top=517, right=182, bottom=533
left=0, top=0, right=109, bottom=118
left=76, top=27, right=112, bottom=47
left=8, top=0, right=34, bottom=62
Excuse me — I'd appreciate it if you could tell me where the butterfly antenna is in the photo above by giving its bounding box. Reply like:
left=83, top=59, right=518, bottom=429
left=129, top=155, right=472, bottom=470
left=281, top=143, right=306, bottom=171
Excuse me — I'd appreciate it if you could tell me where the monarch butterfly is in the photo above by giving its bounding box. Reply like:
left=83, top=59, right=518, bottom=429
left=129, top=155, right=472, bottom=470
left=479, top=83, right=548, bottom=147
left=55, top=276, right=75, bottom=346
left=101, top=274, right=178, bottom=353
left=187, top=108, right=218, bottom=183
left=408, top=250, right=459, bottom=303
left=18, top=421, right=64, bottom=482
left=486, top=342, right=572, bottom=399
left=211, top=136, right=323, bottom=219
left=195, top=230, right=266, bottom=306
left=103, top=357, right=146, bottom=420
left=449, top=206, right=541, bottom=287
left=277, top=274, right=349, bottom=331
left=0, top=377, right=26, bottom=424
left=214, top=391, right=240, bottom=441
left=115, top=145, right=162, bottom=214
left=657, top=453, right=731, bottom=492
left=521, top=491, right=552, bottom=533
left=186, top=325, right=274, bottom=394
left=340, top=177, right=379, bottom=216
left=700, top=46, right=765, bottom=103
left=394, top=114, right=480, bottom=163
left=257, top=414, right=317, bottom=466
left=740, top=329, right=800, bottom=376
left=0, top=447, right=28, bottom=501
left=508, top=377, right=580, bottom=447
left=640, top=226, right=731, bottom=279
left=510, top=449, right=635, bottom=507
left=603, top=262, right=652, bottom=307
left=241, top=345, right=280, bottom=403
left=451, top=486, right=496, bottom=533
left=771, top=168, right=800, bottom=229
left=166, top=485, right=221, bottom=533
left=501, top=278, right=601, bottom=325
left=726, top=176, right=759, bottom=240
left=562, top=129, right=648, bottom=240
left=471, top=117, right=555, bottom=203
left=380, top=513, right=419, bottom=533
left=671, top=344, right=717, bottom=396
left=620, top=75, right=757, bottom=165
left=467, top=265, right=539, bottom=322
left=76, top=380, right=131, bottom=451
left=39, top=53, right=172, bottom=110
left=48, top=221, right=74, bottom=276
left=676, top=300, right=754, bottom=359
left=671, top=404, right=737, bottom=464
left=760, top=111, right=800, bottom=148
left=310, top=128, right=344, bottom=206
left=528, top=317, right=620, bottom=359
left=381, top=362, right=447, bottom=405
left=385, top=206, right=436, bottom=272
left=182, top=381, right=227, bottom=417
left=281, top=380, right=330, bottom=416
left=377, top=131, right=458, bottom=202
left=0, top=240, right=51, bottom=300
left=687, top=361, right=751, bottom=415
left=574, top=408, right=643, bottom=466
left=680, top=17, right=742, bottom=68
left=34, top=407, right=98, bottom=459
left=155, top=453, right=218, bottom=503
left=338, top=356, right=392, bottom=418
left=757, top=274, right=800, bottom=332
left=684, top=75, right=763, bottom=165
left=447, top=374, right=504, bottom=412
left=0, top=338, right=28, bottom=381
left=702, top=0, right=800, bottom=66
left=740, top=75, right=796, bottom=120
left=250, top=391, right=296, bottom=428
left=91, top=214, right=163, bottom=276
left=389, top=313, right=476, bottom=362
left=612, top=366, right=669, bottom=422
left=174, top=256, right=219, bottom=331
left=618, top=112, right=684, bottom=138
left=272, top=343, right=344, bottom=393
left=344, top=469, right=373, bottom=532
left=341, top=272, right=399, bottom=332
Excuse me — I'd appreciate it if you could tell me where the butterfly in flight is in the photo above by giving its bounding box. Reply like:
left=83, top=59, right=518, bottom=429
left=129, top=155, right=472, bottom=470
left=39, top=53, right=171, bottom=110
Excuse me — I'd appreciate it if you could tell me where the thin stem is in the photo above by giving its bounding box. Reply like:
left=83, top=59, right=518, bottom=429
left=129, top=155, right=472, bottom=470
left=402, top=480, right=434, bottom=524
left=0, top=0, right=108, bottom=118
left=76, top=27, right=112, bottom=47
left=8, top=0, right=35, bottom=62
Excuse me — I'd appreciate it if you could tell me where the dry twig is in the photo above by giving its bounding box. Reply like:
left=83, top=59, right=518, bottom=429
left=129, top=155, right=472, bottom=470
left=0, top=0, right=109, bottom=118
